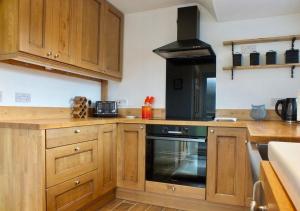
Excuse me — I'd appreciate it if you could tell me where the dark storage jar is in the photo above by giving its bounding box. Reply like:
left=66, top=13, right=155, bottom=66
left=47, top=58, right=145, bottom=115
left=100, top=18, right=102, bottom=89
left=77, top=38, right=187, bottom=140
left=285, top=49, right=299, bottom=64
left=250, top=52, right=260, bottom=65
left=233, top=53, right=242, bottom=66
left=266, top=51, right=277, bottom=65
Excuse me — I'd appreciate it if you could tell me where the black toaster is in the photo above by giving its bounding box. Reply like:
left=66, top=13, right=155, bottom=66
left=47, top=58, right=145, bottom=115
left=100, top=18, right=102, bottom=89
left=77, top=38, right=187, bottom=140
left=94, top=101, right=118, bottom=117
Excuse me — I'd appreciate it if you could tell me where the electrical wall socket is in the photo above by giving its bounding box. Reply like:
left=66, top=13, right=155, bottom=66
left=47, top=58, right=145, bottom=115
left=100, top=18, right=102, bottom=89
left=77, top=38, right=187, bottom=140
left=270, top=98, right=281, bottom=107
left=117, top=99, right=128, bottom=107
left=241, top=45, right=257, bottom=54
left=15, top=92, right=31, bottom=103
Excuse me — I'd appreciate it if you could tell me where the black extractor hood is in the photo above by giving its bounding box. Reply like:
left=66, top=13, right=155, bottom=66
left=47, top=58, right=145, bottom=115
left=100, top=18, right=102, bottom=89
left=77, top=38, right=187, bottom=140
left=153, top=6, right=215, bottom=59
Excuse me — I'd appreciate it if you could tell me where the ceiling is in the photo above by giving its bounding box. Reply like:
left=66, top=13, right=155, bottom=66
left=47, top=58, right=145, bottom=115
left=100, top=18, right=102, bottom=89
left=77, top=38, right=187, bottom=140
left=107, top=0, right=300, bottom=21
left=214, top=0, right=300, bottom=21
left=107, top=0, right=216, bottom=16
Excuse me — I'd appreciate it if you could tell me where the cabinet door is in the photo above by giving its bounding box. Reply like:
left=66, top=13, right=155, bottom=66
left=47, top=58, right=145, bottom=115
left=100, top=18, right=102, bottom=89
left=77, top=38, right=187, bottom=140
left=102, top=2, right=123, bottom=77
left=51, top=0, right=77, bottom=64
left=206, top=127, right=247, bottom=206
left=98, top=124, right=117, bottom=194
left=117, top=124, right=145, bottom=191
left=46, top=140, right=98, bottom=187
left=76, top=0, right=105, bottom=72
left=47, top=171, right=97, bottom=211
left=19, top=0, right=52, bottom=58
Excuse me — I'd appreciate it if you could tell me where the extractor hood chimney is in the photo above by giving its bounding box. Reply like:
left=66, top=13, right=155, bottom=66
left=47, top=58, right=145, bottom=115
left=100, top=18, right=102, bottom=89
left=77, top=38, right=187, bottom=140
left=153, top=6, right=215, bottom=59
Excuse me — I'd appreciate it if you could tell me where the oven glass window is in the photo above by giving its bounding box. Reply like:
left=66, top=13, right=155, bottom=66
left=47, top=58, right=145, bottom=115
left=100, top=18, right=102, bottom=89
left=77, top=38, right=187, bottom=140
left=146, top=138, right=206, bottom=188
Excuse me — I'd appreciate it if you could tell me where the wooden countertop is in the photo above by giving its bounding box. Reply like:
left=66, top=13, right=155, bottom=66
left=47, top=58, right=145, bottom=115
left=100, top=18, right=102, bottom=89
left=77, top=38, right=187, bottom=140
left=0, top=118, right=299, bottom=143
left=247, top=121, right=300, bottom=143
left=0, top=118, right=248, bottom=129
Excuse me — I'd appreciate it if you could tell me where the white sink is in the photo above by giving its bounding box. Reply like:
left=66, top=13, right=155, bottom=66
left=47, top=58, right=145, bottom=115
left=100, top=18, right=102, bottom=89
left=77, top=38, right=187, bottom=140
left=268, top=142, right=300, bottom=210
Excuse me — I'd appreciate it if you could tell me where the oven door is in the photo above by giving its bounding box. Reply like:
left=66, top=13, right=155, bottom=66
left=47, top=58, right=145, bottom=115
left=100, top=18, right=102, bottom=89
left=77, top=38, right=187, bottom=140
left=146, top=136, right=206, bottom=188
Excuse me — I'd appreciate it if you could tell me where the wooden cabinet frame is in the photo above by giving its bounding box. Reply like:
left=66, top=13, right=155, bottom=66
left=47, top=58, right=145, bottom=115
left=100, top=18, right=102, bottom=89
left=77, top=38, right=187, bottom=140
left=0, top=0, right=123, bottom=82
left=117, top=124, right=146, bottom=191
left=206, top=127, right=247, bottom=206
left=98, top=124, right=117, bottom=194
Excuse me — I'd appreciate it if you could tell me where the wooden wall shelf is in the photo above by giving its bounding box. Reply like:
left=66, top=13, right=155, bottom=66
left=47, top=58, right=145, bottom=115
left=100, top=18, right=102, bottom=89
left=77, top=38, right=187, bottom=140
left=223, top=35, right=300, bottom=46
left=223, top=34, right=300, bottom=79
left=223, top=63, right=300, bottom=71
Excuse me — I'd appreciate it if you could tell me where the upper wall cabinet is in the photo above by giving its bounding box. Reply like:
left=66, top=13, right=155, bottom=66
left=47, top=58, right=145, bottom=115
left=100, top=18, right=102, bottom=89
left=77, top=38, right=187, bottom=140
left=51, top=0, right=77, bottom=64
left=19, top=0, right=52, bottom=58
left=102, top=2, right=123, bottom=77
left=76, top=0, right=105, bottom=73
left=0, top=0, right=123, bottom=82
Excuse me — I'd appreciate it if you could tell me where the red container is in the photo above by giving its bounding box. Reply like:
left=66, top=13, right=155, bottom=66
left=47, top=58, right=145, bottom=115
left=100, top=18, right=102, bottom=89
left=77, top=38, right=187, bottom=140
left=142, top=106, right=152, bottom=119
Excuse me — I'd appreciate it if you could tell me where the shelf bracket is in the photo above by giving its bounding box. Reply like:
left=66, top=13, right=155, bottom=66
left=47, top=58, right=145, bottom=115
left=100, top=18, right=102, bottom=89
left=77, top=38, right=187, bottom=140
left=231, top=42, right=235, bottom=80
left=291, top=66, right=295, bottom=78
left=292, top=37, right=296, bottom=50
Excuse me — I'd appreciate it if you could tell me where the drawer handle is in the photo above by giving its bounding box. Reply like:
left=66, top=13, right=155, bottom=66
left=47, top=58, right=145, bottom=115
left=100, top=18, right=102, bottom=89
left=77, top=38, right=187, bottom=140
left=166, top=185, right=176, bottom=192
left=46, top=51, right=52, bottom=57
left=210, top=129, right=214, bottom=133
left=74, top=147, right=80, bottom=152
left=74, top=129, right=81, bottom=134
left=74, top=180, right=80, bottom=185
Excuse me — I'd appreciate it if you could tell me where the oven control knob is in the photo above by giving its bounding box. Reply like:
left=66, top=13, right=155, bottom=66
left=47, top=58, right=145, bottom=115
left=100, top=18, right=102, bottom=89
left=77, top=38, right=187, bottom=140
left=162, top=127, right=168, bottom=134
left=183, top=127, right=189, bottom=134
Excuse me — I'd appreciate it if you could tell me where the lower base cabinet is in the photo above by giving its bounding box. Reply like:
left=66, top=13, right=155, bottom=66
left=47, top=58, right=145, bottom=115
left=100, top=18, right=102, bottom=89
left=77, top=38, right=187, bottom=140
left=98, top=124, right=117, bottom=195
left=46, top=124, right=118, bottom=211
left=46, top=171, right=98, bottom=211
left=206, top=127, right=247, bottom=206
left=117, top=124, right=145, bottom=191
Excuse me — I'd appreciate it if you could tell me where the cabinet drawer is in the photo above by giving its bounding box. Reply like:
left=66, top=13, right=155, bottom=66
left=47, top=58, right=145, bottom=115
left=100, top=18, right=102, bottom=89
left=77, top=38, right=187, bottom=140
left=46, top=126, right=98, bottom=148
left=46, top=141, right=98, bottom=187
left=47, top=170, right=98, bottom=211
left=146, top=181, right=205, bottom=200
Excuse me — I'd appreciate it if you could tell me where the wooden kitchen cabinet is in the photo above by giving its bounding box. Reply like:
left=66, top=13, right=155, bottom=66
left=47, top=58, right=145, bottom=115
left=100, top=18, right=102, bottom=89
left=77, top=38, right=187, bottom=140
left=98, top=124, right=117, bottom=194
left=51, top=0, right=77, bottom=64
left=0, top=0, right=123, bottom=81
left=102, top=1, right=124, bottom=78
left=76, top=0, right=105, bottom=72
left=117, top=124, right=146, bottom=191
left=19, top=0, right=77, bottom=63
left=47, top=170, right=98, bottom=211
left=206, top=127, right=247, bottom=206
left=46, top=140, right=98, bottom=187
left=19, top=0, right=52, bottom=58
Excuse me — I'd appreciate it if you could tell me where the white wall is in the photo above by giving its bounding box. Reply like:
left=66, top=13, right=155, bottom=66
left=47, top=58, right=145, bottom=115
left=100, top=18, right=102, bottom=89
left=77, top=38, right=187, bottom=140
left=0, top=63, right=101, bottom=107
left=108, top=5, right=300, bottom=109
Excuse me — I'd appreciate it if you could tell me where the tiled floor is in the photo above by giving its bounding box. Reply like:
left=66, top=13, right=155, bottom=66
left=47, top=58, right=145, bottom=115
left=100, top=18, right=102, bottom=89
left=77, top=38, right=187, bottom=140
left=99, top=198, right=183, bottom=211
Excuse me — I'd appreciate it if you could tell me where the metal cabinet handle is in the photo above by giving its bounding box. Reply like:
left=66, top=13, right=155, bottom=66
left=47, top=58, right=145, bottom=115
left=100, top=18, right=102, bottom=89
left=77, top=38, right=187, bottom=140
left=54, top=54, right=60, bottom=59
left=74, top=129, right=81, bottom=133
left=166, top=185, right=176, bottom=192
left=250, top=201, right=267, bottom=211
left=46, top=51, right=52, bottom=57
left=210, top=129, right=214, bottom=133
left=250, top=180, right=268, bottom=211
left=258, top=206, right=268, bottom=211
left=74, top=146, right=80, bottom=152
left=74, top=180, right=80, bottom=185
left=140, top=126, right=144, bottom=129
